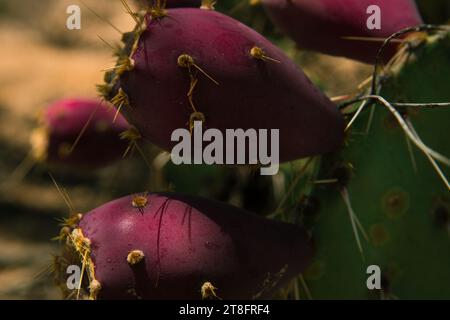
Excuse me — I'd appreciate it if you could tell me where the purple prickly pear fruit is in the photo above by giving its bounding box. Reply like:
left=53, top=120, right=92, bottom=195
left=106, top=8, right=344, bottom=164
left=61, top=193, right=314, bottom=299
left=31, top=98, right=130, bottom=168
left=262, top=0, right=423, bottom=64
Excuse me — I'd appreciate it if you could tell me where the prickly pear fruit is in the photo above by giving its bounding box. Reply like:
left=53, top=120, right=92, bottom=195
left=262, top=0, right=423, bottom=64
left=58, top=193, right=314, bottom=299
left=31, top=98, right=130, bottom=168
left=103, top=8, right=344, bottom=163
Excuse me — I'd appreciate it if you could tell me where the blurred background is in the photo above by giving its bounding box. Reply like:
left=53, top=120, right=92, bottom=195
left=0, top=0, right=448, bottom=299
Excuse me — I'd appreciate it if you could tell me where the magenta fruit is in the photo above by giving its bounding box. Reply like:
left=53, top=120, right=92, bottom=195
left=59, top=193, right=314, bottom=299
left=262, top=0, right=423, bottom=64
left=31, top=98, right=130, bottom=168
left=103, top=8, right=344, bottom=164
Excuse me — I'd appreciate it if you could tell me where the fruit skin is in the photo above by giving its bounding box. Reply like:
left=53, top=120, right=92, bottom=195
left=34, top=98, right=129, bottom=168
left=109, top=8, right=344, bottom=164
left=262, top=0, right=423, bottom=64
left=68, top=192, right=314, bottom=299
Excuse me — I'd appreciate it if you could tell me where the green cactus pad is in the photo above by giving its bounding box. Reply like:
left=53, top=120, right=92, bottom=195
left=301, top=31, right=450, bottom=299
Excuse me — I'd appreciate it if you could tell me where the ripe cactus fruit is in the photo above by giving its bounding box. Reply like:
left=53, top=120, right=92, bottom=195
left=58, top=193, right=314, bottom=299
left=31, top=98, right=130, bottom=168
left=102, top=8, right=344, bottom=163
left=297, top=31, right=450, bottom=299
left=262, top=0, right=423, bottom=64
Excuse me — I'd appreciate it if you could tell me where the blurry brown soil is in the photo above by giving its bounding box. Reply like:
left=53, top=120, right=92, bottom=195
left=0, top=0, right=143, bottom=300
left=0, top=0, right=370, bottom=299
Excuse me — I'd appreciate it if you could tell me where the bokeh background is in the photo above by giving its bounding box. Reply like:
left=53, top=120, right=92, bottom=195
left=0, top=0, right=448, bottom=299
